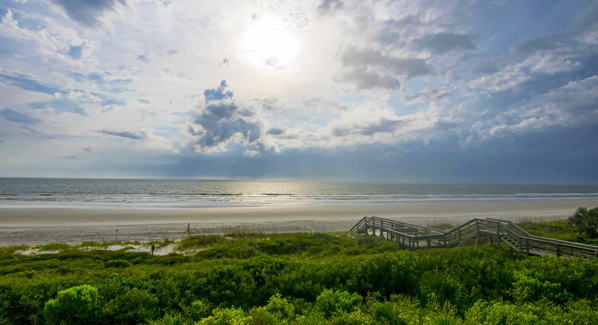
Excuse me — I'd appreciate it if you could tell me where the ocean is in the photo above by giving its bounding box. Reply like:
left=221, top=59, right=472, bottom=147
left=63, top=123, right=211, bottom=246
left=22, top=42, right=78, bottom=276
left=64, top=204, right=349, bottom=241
left=1, top=178, right=597, bottom=208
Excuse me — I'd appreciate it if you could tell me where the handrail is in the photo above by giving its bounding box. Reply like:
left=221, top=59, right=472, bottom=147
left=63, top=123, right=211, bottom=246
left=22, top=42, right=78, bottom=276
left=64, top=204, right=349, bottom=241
left=349, top=216, right=598, bottom=258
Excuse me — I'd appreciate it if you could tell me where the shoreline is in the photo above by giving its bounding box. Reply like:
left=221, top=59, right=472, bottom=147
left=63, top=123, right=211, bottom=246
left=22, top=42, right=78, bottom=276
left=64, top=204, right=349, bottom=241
left=1, top=199, right=597, bottom=246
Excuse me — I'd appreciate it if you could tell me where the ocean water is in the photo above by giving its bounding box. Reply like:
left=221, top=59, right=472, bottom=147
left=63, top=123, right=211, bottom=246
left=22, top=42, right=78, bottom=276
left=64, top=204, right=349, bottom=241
left=0, top=178, right=597, bottom=208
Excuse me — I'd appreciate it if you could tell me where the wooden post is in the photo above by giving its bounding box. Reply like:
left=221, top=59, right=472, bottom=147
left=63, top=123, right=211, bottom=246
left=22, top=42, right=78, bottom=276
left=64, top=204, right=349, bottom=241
left=490, top=236, right=493, bottom=247
left=496, top=222, right=501, bottom=249
left=427, top=236, right=431, bottom=249
left=556, top=244, right=560, bottom=257
left=458, top=227, right=461, bottom=242
left=188, top=223, right=191, bottom=238
left=526, top=238, right=530, bottom=256
left=116, top=230, right=118, bottom=242
left=476, top=220, right=480, bottom=244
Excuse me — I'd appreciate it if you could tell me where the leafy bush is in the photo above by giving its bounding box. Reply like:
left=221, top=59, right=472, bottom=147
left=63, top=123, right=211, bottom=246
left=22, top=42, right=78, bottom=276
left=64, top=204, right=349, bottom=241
left=197, top=307, right=247, bottom=325
left=43, top=285, right=101, bottom=325
left=419, top=270, right=462, bottom=308
left=315, top=289, right=362, bottom=317
left=104, top=259, right=132, bottom=268
left=566, top=207, right=598, bottom=238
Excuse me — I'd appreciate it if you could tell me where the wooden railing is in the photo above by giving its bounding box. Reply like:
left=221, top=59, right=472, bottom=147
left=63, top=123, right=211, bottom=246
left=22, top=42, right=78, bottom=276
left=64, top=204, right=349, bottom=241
left=350, top=216, right=598, bottom=258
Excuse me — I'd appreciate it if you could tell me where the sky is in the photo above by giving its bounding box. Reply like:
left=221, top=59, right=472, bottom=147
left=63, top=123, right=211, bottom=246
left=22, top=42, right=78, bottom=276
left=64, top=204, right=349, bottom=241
left=0, top=0, right=597, bottom=183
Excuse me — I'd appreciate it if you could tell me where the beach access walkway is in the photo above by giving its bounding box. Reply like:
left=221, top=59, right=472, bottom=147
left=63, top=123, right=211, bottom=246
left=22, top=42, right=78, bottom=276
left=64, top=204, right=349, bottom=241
left=350, top=216, right=598, bottom=258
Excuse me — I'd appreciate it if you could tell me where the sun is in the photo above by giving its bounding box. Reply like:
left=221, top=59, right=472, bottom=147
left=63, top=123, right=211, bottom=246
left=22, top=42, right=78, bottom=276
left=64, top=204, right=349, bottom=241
left=241, top=17, right=299, bottom=69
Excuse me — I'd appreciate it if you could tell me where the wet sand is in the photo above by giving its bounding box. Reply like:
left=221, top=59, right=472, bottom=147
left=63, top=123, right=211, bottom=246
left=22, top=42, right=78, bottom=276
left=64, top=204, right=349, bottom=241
left=1, top=199, right=597, bottom=246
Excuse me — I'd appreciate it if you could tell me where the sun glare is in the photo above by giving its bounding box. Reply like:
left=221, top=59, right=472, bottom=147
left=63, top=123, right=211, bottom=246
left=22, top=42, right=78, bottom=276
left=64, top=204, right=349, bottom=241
left=241, top=17, right=299, bottom=69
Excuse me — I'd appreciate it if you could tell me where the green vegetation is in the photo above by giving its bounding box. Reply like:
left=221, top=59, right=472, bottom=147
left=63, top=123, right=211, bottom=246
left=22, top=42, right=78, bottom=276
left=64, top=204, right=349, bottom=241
left=518, top=207, right=598, bottom=245
left=566, top=207, right=598, bottom=239
left=0, top=230, right=597, bottom=325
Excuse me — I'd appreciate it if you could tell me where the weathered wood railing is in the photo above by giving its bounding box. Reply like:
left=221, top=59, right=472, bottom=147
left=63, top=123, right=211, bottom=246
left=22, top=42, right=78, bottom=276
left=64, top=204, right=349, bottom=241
left=350, top=216, right=598, bottom=258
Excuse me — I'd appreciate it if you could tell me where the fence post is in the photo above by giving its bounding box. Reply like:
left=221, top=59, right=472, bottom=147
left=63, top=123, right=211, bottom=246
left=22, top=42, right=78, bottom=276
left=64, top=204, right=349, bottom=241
left=556, top=244, right=560, bottom=257
left=526, top=238, right=530, bottom=256
left=476, top=220, right=480, bottom=244
left=496, top=222, right=501, bottom=249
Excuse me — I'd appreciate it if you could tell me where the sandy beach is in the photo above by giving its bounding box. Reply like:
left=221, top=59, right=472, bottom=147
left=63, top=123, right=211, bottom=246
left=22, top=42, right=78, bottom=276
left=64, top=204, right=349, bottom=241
left=1, top=199, right=598, bottom=246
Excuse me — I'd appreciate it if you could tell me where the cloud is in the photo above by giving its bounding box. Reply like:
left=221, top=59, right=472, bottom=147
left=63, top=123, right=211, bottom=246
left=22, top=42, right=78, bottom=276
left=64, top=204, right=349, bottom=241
left=70, top=72, right=107, bottom=84
left=204, top=80, right=233, bottom=103
left=301, top=96, right=348, bottom=110
left=0, top=108, right=41, bottom=124
left=469, top=65, right=530, bottom=92
left=317, top=0, right=343, bottom=12
left=514, top=36, right=562, bottom=54
left=339, top=46, right=434, bottom=83
left=414, top=33, right=476, bottom=54
left=474, top=62, right=499, bottom=74
left=48, top=0, right=128, bottom=29
left=336, top=69, right=401, bottom=90
left=189, top=102, right=263, bottom=152
left=331, top=116, right=404, bottom=137
left=98, top=128, right=148, bottom=140
left=404, top=87, right=451, bottom=103
left=136, top=54, right=150, bottom=63
left=258, top=98, right=286, bottom=111
left=137, top=99, right=151, bottom=104
left=0, top=70, right=61, bottom=95
left=267, top=127, right=286, bottom=135
left=100, top=97, right=127, bottom=107
left=29, top=99, right=88, bottom=116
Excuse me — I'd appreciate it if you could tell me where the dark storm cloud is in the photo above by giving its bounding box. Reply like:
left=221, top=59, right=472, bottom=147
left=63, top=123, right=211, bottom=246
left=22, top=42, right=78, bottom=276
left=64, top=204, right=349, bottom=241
left=29, top=99, right=88, bottom=116
left=191, top=102, right=262, bottom=150
left=204, top=80, right=233, bottom=103
left=0, top=108, right=41, bottom=125
left=67, top=44, right=84, bottom=59
left=0, top=72, right=61, bottom=95
left=98, top=129, right=147, bottom=140
left=340, top=46, right=434, bottom=80
left=414, top=33, right=476, bottom=54
left=49, top=0, right=128, bottom=29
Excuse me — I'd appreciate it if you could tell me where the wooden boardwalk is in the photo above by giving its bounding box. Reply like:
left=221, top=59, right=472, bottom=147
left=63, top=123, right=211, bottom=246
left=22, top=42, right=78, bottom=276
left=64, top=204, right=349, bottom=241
left=350, top=217, right=598, bottom=258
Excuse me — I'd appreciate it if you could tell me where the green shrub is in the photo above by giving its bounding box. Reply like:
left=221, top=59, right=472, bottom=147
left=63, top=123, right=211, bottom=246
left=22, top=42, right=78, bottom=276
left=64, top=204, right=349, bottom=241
left=147, top=313, right=184, bottom=325
left=38, top=243, right=72, bottom=252
left=197, top=307, right=247, bottom=325
left=419, top=270, right=462, bottom=308
left=566, top=207, right=598, bottom=238
left=103, top=287, right=160, bottom=324
left=43, top=285, right=101, bottom=325
left=315, top=289, right=362, bottom=318
left=510, top=270, right=572, bottom=304
left=103, top=259, right=132, bottom=268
